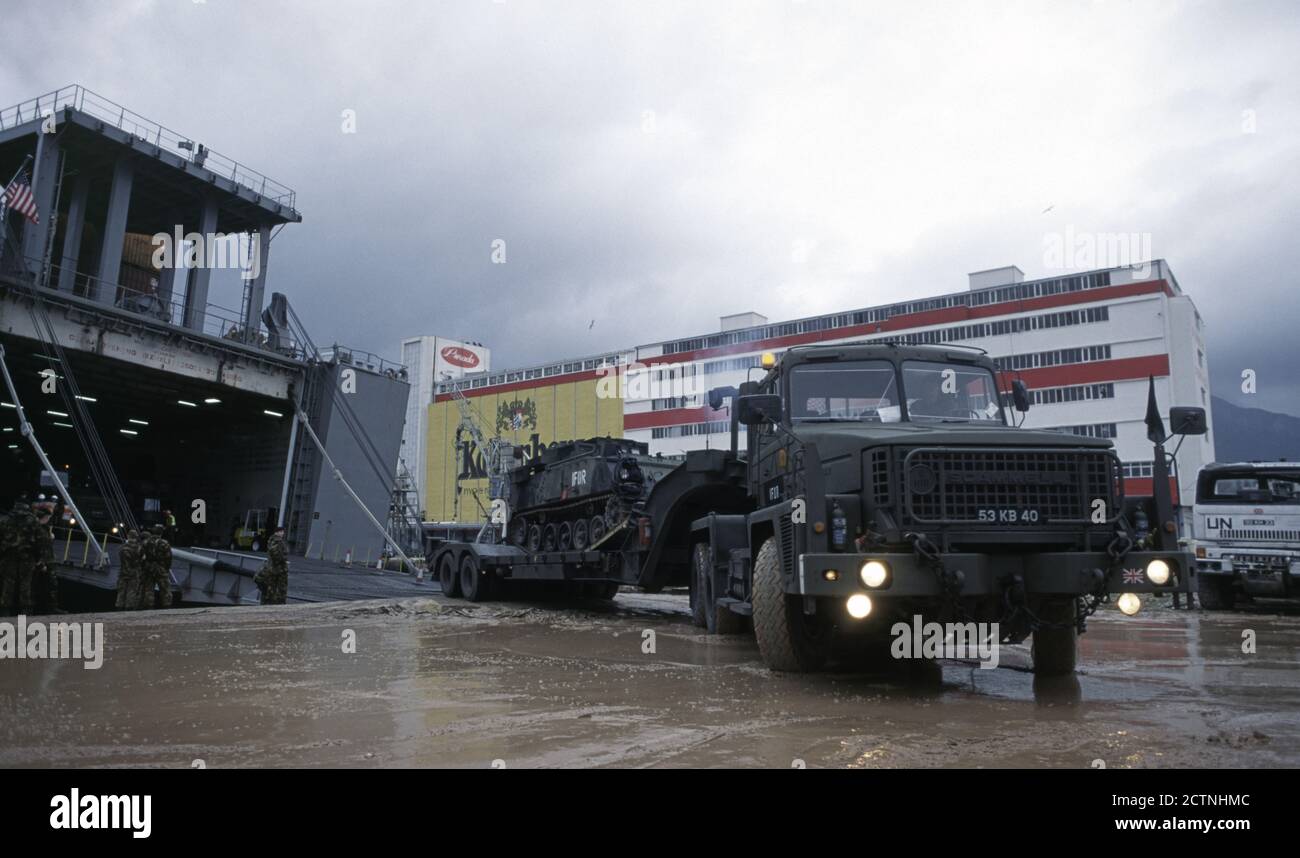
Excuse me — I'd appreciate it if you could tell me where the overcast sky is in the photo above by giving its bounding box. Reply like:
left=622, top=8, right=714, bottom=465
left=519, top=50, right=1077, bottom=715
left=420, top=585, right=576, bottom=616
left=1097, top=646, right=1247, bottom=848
left=8, top=0, right=1300, bottom=414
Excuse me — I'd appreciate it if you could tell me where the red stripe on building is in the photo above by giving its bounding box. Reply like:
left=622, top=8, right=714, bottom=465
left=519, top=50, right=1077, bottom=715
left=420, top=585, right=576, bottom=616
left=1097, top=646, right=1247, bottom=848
left=638, top=280, right=1171, bottom=367
left=625, top=405, right=728, bottom=431
left=996, top=354, right=1170, bottom=393
left=1122, top=477, right=1180, bottom=504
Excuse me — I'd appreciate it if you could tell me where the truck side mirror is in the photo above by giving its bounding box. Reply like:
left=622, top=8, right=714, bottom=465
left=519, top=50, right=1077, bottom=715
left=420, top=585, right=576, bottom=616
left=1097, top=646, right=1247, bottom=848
left=1169, top=406, right=1207, bottom=436
left=707, top=386, right=737, bottom=411
left=737, top=394, right=782, bottom=426
left=1011, top=379, right=1031, bottom=413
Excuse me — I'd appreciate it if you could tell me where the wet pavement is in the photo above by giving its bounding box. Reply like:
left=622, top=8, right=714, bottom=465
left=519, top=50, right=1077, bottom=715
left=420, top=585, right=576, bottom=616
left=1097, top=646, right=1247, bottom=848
left=1, top=593, right=1297, bottom=768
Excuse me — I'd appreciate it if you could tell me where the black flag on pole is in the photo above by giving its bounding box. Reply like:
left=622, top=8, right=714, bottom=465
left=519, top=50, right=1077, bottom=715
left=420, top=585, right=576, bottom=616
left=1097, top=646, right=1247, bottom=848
left=1144, top=375, right=1165, bottom=444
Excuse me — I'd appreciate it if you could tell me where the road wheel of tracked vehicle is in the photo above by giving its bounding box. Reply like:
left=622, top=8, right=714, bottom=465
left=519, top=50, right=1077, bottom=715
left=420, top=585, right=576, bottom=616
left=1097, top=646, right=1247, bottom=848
left=751, top=537, right=830, bottom=671
left=1196, top=573, right=1236, bottom=610
left=589, top=516, right=606, bottom=546
left=438, top=552, right=461, bottom=598
left=558, top=521, right=573, bottom=551
left=542, top=523, right=558, bottom=552
left=572, top=519, right=589, bottom=551
left=509, top=516, right=529, bottom=547
left=1031, top=598, right=1078, bottom=676
left=527, top=524, right=542, bottom=552
left=694, top=542, right=743, bottom=634
left=459, top=554, right=492, bottom=602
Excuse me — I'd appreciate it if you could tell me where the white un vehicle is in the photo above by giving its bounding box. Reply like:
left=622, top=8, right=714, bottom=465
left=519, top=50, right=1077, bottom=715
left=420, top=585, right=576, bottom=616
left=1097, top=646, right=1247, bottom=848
left=1192, top=462, right=1300, bottom=609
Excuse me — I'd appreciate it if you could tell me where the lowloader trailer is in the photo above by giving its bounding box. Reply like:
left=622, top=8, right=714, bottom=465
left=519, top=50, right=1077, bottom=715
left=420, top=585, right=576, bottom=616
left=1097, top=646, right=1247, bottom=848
left=431, top=342, right=1205, bottom=676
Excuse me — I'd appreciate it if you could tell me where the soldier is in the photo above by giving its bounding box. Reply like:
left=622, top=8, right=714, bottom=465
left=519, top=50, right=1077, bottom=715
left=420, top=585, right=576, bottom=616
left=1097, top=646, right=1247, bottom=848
left=142, top=525, right=174, bottom=609
left=116, top=529, right=145, bottom=610
left=30, top=498, right=56, bottom=614
left=254, top=525, right=289, bottom=605
left=0, top=496, right=37, bottom=616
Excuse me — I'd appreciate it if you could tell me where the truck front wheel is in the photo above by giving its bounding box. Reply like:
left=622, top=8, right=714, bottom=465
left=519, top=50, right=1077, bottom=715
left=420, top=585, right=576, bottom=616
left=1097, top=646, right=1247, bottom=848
left=751, top=537, right=830, bottom=672
left=1196, top=574, right=1236, bottom=610
left=1030, top=598, right=1078, bottom=676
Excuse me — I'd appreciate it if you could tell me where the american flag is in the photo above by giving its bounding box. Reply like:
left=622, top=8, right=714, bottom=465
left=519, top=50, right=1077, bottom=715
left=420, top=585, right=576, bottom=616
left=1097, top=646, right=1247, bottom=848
left=1, top=166, right=40, bottom=224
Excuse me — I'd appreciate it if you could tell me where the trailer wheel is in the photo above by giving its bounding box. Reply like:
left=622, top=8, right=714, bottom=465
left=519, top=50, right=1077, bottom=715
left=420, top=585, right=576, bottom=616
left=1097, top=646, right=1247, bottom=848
left=751, top=537, right=830, bottom=671
left=694, top=542, right=743, bottom=634
left=689, top=544, right=709, bottom=628
left=1196, top=574, right=1236, bottom=610
left=1031, top=598, right=1078, bottom=676
left=437, top=553, right=461, bottom=598
left=460, top=554, right=491, bottom=602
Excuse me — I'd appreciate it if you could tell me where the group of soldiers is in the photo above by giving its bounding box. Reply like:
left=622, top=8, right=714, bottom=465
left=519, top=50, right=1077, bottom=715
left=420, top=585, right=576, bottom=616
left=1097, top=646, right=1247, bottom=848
left=115, top=525, right=175, bottom=610
left=0, top=496, right=58, bottom=615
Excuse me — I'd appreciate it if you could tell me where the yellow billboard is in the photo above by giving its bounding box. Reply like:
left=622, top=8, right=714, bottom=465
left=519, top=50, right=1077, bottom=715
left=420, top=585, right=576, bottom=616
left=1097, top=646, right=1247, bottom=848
left=425, top=377, right=623, bottom=522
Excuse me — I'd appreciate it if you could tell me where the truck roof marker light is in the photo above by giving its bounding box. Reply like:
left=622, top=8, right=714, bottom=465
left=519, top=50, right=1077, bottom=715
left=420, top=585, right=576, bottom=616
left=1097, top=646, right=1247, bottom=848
left=813, top=521, right=825, bottom=534
left=1117, top=593, right=1142, bottom=616
left=846, top=594, right=873, bottom=619
left=761, top=352, right=776, bottom=369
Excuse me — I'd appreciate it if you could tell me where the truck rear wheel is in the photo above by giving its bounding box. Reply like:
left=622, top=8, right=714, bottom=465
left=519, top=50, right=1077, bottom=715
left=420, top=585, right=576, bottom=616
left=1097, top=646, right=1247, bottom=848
left=1196, top=574, right=1236, bottom=610
left=751, top=537, right=830, bottom=671
left=438, top=553, right=461, bottom=598
left=694, top=542, right=743, bottom=634
left=460, top=554, right=491, bottom=602
left=1031, top=598, right=1078, bottom=676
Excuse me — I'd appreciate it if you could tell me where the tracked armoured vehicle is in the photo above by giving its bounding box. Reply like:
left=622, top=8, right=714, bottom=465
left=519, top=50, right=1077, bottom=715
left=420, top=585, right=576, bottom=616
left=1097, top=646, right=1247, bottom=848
left=505, top=438, right=681, bottom=552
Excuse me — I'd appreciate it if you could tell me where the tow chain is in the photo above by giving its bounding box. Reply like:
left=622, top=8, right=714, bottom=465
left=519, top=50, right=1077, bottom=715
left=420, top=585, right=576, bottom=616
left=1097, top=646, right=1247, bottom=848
left=906, top=530, right=1126, bottom=638
left=905, top=532, right=976, bottom=623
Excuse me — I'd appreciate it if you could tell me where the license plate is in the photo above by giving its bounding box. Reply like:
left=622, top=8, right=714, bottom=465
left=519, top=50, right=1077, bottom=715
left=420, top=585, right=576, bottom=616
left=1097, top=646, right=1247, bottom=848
left=977, top=508, right=1042, bottom=524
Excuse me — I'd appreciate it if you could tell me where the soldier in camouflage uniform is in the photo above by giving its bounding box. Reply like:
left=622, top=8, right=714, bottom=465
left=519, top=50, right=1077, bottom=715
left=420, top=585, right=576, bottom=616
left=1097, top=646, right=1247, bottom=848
left=29, top=499, right=56, bottom=614
left=142, top=525, right=174, bottom=609
left=1, top=498, right=40, bottom=616
left=254, top=526, right=289, bottom=605
left=0, top=499, right=28, bottom=616
left=116, top=529, right=145, bottom=610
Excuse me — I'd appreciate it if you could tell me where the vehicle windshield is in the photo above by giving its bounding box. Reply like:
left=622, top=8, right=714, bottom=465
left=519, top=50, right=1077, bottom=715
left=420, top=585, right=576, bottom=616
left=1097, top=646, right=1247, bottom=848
left=1197, top=470, right=1300, bottom=505
left=901, top=360, right=1004, bottom=424
left=789, top=360, right=901, bottom=423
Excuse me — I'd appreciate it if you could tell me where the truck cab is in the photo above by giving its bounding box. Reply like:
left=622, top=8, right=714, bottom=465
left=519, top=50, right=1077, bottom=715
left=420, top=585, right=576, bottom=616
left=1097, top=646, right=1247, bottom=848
left=1192, top=462, right=1300, bottom=608
left=692, top=341, right=1202, bottom=675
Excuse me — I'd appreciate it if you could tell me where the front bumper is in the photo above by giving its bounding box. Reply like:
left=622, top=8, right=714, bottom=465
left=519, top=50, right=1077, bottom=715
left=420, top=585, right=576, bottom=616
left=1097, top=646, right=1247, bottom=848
left=794, top=550, right=1192, bottom=598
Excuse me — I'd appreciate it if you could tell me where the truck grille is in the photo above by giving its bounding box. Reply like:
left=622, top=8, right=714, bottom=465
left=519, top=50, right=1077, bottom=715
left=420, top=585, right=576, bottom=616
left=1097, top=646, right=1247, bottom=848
left=1219, top=529, right=1300, bottom=543
left=901, top=447, right=1119, bottom=525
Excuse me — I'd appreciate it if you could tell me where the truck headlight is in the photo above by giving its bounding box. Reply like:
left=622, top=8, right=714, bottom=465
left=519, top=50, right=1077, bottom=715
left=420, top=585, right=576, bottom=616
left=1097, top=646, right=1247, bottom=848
left=1117, top=593, right=1142, bottom=616
left=859, top=560, right=889, bottom=588
left=1146, top=559, right=1172, bottom=586
left=846, top=594, right=873, bottom=619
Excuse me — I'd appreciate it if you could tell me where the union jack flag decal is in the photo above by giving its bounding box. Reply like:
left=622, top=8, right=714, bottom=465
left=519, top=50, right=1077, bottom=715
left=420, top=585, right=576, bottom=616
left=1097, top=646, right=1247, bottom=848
left=1121, top=568, right=1145, bottom=584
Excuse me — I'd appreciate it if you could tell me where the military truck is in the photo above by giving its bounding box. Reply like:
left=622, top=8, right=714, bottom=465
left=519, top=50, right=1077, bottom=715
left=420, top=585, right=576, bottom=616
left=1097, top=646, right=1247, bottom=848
left=432, top=341, right=1204, bottom=676
left=1191, top=461, right=1300, bottom=608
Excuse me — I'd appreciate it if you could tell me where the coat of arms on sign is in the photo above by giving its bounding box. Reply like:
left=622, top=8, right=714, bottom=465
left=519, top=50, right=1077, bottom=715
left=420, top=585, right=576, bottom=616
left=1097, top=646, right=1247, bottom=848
left=497, top=398, right=538, bottom=433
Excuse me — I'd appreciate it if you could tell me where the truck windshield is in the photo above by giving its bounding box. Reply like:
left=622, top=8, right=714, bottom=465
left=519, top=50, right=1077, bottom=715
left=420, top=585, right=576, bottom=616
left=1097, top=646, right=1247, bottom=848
left=901, top=360, right=1004, bottom=424
left=1197, top=469, right=1300, bottom=505
left=789, top=360, right=901, bottom=423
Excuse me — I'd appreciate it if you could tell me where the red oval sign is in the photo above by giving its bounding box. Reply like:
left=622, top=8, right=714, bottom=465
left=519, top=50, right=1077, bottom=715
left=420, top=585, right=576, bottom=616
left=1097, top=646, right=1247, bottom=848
left=441, top=346, right=480, bottom=368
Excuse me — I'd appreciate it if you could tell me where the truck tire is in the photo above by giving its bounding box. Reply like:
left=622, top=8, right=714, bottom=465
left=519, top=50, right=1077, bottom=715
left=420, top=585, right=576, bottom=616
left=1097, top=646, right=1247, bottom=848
left=460, top=554, right=491, bottom=602
left=694, top=542, right=743, bottom=634
left=1031, top=598, right=1078, bottom=676
left=438, top=553, right=461, bottom=598
left=690, top=544, right=709, bottom=628
left=1196, top=574, right=1236, bottom=610
left=751, top=537, right=830, bottom=672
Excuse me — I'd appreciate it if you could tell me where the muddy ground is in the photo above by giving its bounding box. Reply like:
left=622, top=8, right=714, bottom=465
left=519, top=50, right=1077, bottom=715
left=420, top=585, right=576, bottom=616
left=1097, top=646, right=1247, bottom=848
left=1, top=592, right=1297, bottom=768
